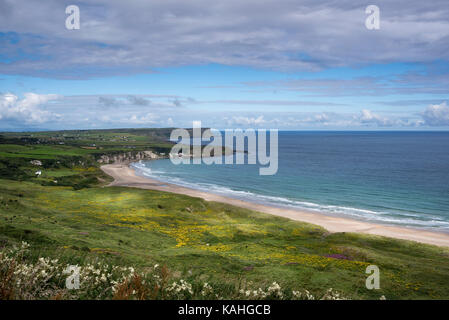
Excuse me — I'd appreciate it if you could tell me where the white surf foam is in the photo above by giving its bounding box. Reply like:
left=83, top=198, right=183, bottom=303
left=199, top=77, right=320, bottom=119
left=131, top=162, right=449, bottom=232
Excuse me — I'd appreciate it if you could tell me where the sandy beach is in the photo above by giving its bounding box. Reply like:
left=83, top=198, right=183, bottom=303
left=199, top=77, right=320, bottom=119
left=101, top=163, right=449, bottom=247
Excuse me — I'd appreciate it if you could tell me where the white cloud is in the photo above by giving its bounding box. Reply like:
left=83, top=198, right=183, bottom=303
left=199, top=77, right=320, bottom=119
left=230, top=115, right=266, bottom=126
left=2, top=93, right=446, bottom=129
left=421, top=102, right=449, bottom=126
left=128, top=113, right=159, bottom=124
left=0, top=92, right=60, bottom=123
left=356, top=109, right=394, bottom=127
left=2, top=1, right=449, bottom=77
left=313, top=113, right=330, bottom=123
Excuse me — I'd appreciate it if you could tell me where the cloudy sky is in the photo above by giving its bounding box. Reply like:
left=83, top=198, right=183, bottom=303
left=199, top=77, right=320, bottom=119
left=1, top=0, right=449, bottom=130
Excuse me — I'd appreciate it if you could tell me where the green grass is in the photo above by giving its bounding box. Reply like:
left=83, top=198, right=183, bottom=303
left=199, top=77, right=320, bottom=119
left=0, top=128, right=175, bottom=152
left=1, top=178, right=449, bottom=299
left=0, top=145, right=93, bottom=160
left=1, top=130, right=449, bottom=300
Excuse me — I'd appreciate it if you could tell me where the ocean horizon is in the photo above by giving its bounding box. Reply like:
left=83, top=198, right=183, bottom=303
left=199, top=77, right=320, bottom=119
left=133, top=131, right=449, bottom=233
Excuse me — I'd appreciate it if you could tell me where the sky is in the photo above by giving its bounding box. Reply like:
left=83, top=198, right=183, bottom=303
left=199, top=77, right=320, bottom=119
left=1, top=0, right=449, bottom=131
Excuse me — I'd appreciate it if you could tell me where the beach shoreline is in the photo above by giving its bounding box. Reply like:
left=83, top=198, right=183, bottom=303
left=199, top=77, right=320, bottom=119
left=101, top=163, right=449, bottom=248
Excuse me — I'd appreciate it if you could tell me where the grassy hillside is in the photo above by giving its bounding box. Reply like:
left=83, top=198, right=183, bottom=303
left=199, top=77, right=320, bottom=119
left=1, top=129, right=449, bottom=300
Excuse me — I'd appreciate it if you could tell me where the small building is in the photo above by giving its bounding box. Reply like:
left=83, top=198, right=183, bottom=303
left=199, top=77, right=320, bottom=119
left=30, top=160, right=42, bottom=166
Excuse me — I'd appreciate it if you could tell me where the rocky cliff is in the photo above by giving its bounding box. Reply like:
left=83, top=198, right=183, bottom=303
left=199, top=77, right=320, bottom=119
left=96, top=150, right=165, bottom=164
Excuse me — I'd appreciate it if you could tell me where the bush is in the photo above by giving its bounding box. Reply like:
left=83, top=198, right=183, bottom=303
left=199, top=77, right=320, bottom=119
left=0, top=242, right=353, bottom=300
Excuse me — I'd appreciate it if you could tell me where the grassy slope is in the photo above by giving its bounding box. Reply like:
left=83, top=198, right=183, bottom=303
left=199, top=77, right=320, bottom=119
left=1, top=129, right=449, bottom=299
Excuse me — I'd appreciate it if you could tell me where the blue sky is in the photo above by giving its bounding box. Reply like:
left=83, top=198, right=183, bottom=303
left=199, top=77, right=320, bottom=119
left=1, top=0, right=449, bottom=130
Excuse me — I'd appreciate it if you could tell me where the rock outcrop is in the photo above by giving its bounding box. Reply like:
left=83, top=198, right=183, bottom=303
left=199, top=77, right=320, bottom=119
left=96, top=151, right=164, bottom=164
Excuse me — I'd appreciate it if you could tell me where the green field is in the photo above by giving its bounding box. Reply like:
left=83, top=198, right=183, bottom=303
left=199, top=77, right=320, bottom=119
left=1, top=129, right=449, bottom=300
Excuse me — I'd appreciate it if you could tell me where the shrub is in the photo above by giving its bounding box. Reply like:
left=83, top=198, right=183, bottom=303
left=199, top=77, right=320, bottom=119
left=0, top=242, right=357, bottom=300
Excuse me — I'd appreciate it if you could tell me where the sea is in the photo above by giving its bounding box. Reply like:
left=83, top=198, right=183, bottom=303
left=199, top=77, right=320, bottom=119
left=132, top=131, right=449, bottom=233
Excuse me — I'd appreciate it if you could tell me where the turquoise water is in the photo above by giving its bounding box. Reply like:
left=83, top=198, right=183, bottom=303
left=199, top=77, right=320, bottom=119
left=133, top=131, right=449, bottom=232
